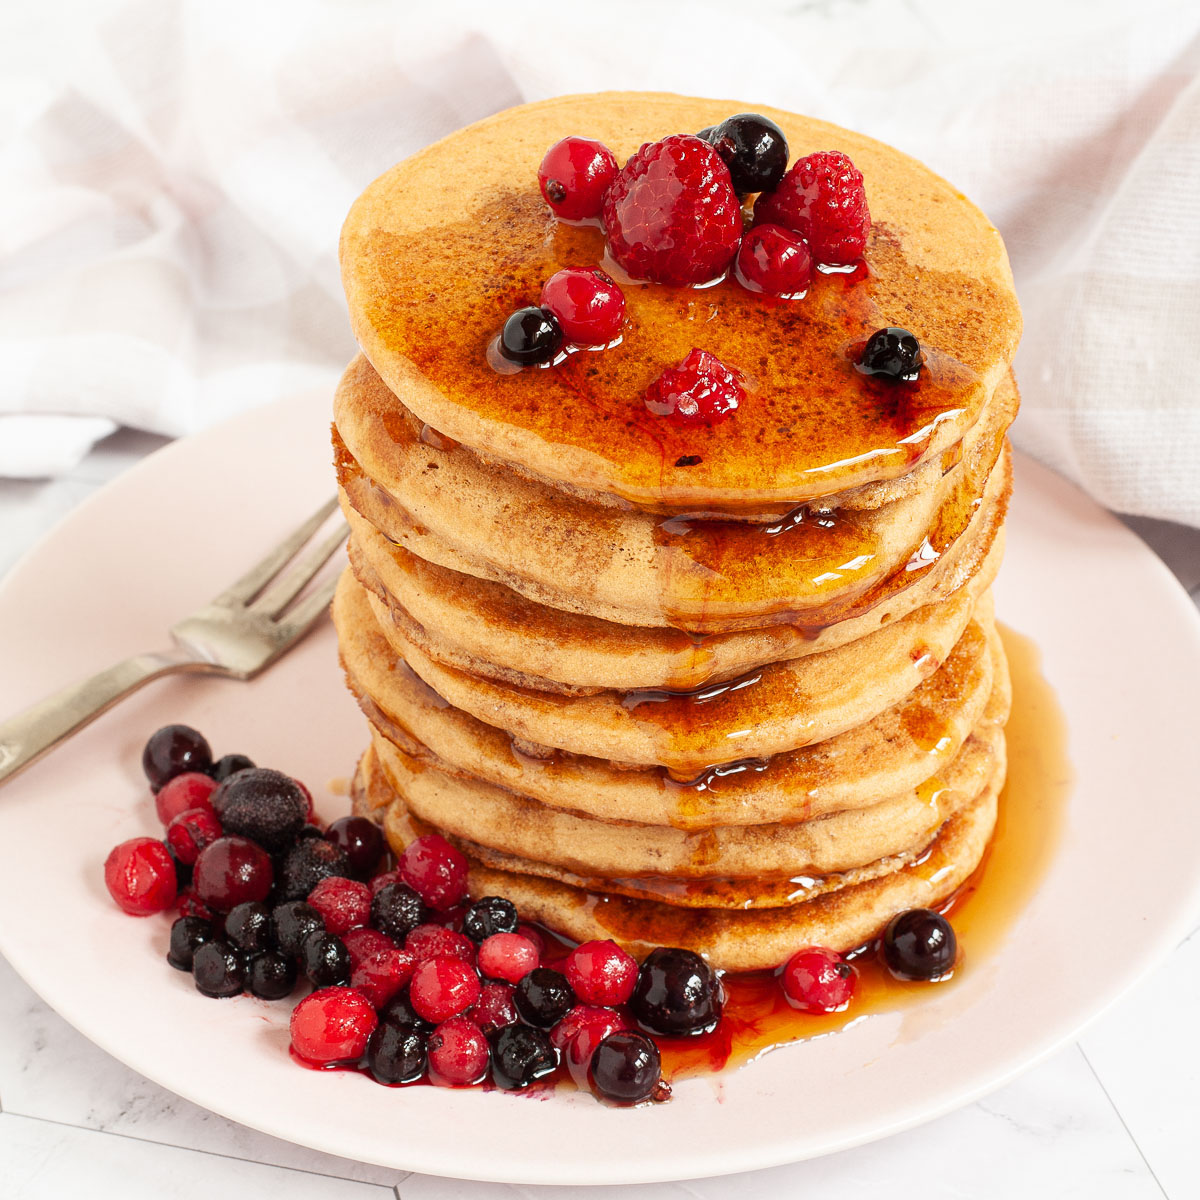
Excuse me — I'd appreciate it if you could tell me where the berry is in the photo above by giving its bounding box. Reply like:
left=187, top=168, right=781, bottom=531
left=498, top=306, right=563, bottom=367
left=470, top=982, right=518, bottom=1034
left=167, top=916, right=214, bottom=971
left=539, top=267, right=625, bottom=345
left=278, top=838, right=351, bottom=902
left=351, top=945, right=415, bottom=1009
left=176, top=889, right=216, bottom=922
left=856, top=327, right=924, bottom=382
left=699, top=113, right=789, bottom=195
left=590, top=1031, right=662, bottom=1104
left=564, top=940, right=638, bottom=1007
left=630, top=947, right=723, bottom=1037
left=644, top=348, right=743, bottom=427
left=405, top=924, right=475, bottom=966
left=366, top=1018, right=428, bottom=1084
left=342, top=926, right=396, bottom=969
left=143, top=725, right=212, bottom=792
left=602, top=134, right=741, bottom=285
left=552, top=1005, right=632, bottom=1086
left=325, top=816, right=384, bottom=880
left=538, top=136, right=617, bottom=221
left=399, top=835, right=468, bottom=910
left=210, top=753, right=255, bottom=782
left=290, top=987, right=378, bottom=1065
left=513, top=967, right=575, bottom=1028
left=307, top=876, right=371, bottom=936
left=734, top=223, right=812, bottom=298
left=489, top=1025, right=557, bottom=1090
left=247, top=951, right=298, bottom=1000
left=463, top=896, right=519, bottom=943
left=302, top=930, right=352, bottom=988
left=224, top=901, right=275, bottom=955
left=165, top=807, right=223, bottom=867
left=104, top=838, right=178, bottom=916
left=409, top=956, right=481, bottom=1023
left=192, top=940, right=245, bottom=998
left=155, top=772, right=217, bottom=826
left=380, top=989, right=432, bottom=1032
left=477, top=932, right=540, bottom=985
left=371, top=883, right=428, bottom=942
left=427, top=1016, right=490, bottom=1086
left=211, top=768, right=308, bottom=853
left=882, top=908, right=957, bottom=981
left=369, top=869, right=402, bottom=897
left=517, top=923, right=546, bottom=958
left=781, top=947, right=857, bottom=1013
left=193, top=836, right=273, bottom=912
left=271, top=900, right=324, bottom=957
left=753, top=149, right=870, bottom=265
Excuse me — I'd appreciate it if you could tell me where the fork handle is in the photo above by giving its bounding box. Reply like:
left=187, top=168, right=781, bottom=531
left=0, top=646, right=207, bottom=787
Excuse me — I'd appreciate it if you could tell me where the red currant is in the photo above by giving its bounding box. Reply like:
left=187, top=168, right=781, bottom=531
left=781, top=947, right=857, bottom=1013
left=409, top=956, right=481, bottom=1023
left=538, top=136, right=618, bottom=221
left=104, top=837, right=177, bottom=916
left=154, top=772, right=217, bottom=827
left=290, top=986, right=377, bottom=1065
left=734, top=223, right=812, bottom=298
left=427, top=1016, right=490, bottom=1086
left=399, top=834, right=468, bottom=910
left=539, top=267, right=625, bottom=345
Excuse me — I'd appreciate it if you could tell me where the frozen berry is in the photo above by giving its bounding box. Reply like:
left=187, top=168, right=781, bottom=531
left=212, top=768, right=307, bottom=853
left=856, top=327, right=924, bottom=382
left=490, top=1024, right=557, bottom=1090
left=271, top=900, right=324, bottom=957
left=307, top=876, right=371, bottom=936
left=409, top=956, right=481, bottom=1023
left=882, top=908, right=957, bottom=981
left=193, top=836, right=273, bottom=912
left=369, top=868, right=402, bottom=897
left=176, top=889, right=216, bottom=922
left=470, top=982, right=518, bottom=1034
left=399, top=835, right=468, bottom=910
left=366, top=1018, right=428, bottom=1084
left=371, top=882, right=427, bottom=942
left=155, top=772, right=217, bottom=826
left=224, top=901, right=274, bottom=955
left=781, top=946, right=857, bottom=1012
left=210, top=753, right=255, bottom=782
left=517, top=923, right=546, bottom=958
left=699, top=113, right=789, bottom=195
left=645, top=348, right=743, bottom=427
left=539, top=267, right=625, bottom=345
left=143, top=725, right=212, bottom=792
left=552, top=1005, right=633, bottom=1085
left=351, top=945, right=415, bottom=1009
left=192, top=940, right=245, bottom=998
left=104, top=837, right=178, bottom=916
left=590, top=1031, right=662, bottom=1104
left=513, top=967, right=575, bottom=1028
left=247, top=951, right=298, bottom=1000
left=342, top=926, right=396, bottom=969
left=325, top=816, right=384, bottom=880
left=602, top=134, right=741, bottom=285
left=497, top=306, right=563, bottom=367
left=406, top=923, right=475, bottom=967
left=477, top=932, right=540, bottom=985
left=427, top=1016, right=490, bottom=1086
left=380, top=989, right=432, bottom=1032
left=630, top=947, right=723, bottom=1037
left=167, top=915, right=214, bottom=971
left=754, top=149, right=870, bottom=265
left=463, top=896, right=519, bottom=943
left=565, top=940, right=638, bottom=1006
left=290, top=986, right=377, bottom=1065
left=165, top=807, right=223, bottom=867
left=734, top=223, right=812, bottom=298
left=279, top=838, right=351, bottom=902
left=538, top=136, right=617, bottom=221
left=302, top=930, right=352, bottom=988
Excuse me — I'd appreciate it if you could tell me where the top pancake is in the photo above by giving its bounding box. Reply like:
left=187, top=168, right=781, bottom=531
left=340, top=92, right=1021, bottom=511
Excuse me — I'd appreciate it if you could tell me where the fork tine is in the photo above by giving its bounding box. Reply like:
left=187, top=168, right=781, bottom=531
left=212, top=497, right=340, bottom=606
left=275, top=572, right=340, bottom=638
left=249, top=523, right=349, bottom=619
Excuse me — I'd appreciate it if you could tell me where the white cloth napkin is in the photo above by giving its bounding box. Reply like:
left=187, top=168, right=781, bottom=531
left=3, top=0, right=1199, bottom=526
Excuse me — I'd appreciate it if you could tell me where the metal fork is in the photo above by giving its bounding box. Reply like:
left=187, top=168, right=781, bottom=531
left=0, top=497, right=348, bottom=787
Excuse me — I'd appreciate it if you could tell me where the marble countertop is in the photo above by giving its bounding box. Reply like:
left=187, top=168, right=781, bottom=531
left=2, top=429, right=1199, bottom=1200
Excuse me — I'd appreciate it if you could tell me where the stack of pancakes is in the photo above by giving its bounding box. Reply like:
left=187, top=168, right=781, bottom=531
left=332, top=94, right=1022, bottom=971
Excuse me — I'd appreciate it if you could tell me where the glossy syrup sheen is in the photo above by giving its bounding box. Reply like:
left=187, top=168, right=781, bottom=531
left=357, top=191, right=1006, bottom=509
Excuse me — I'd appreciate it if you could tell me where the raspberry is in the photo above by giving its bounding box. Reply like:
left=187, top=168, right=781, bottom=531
left=734, top=223, right=813, bottom=298
left=427, top=1016, right=490, bottom=1086
left=538, top=136, right=618, bottom=221
left=644, top=348, right=744, bottom=426
left=564, top=940, right=638, bottom=1006
left=405, top=923, right=475, bottom=967
left=781, top=947, right=858, bottom=1013
left=165, top=807, right=223, bottom=867
left=753, top=150, right=870, bottom=266
left=602, top=134, right=742, bottom=285
left=399, top=834, right=468, bottom=910
left=477, top=932, right=540, bottom=985
left=104, top=838, right=177, bottom=916
left=155, top=772, right=218, bottom=827
left=470, top=982, right=518, bottom=1034
left=307, top=876, right=371, bottom=936
left=290, top=986, right=378, bottom=1065
left=539, top=267, right=625, bottom=345
left=409, top=956, right=481, bottom=1023
left=351, top=944, right=415, bottom=1009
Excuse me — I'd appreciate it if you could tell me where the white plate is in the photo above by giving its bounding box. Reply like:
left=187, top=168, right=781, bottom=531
left=1, top=392, right=1198, bottom=1186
